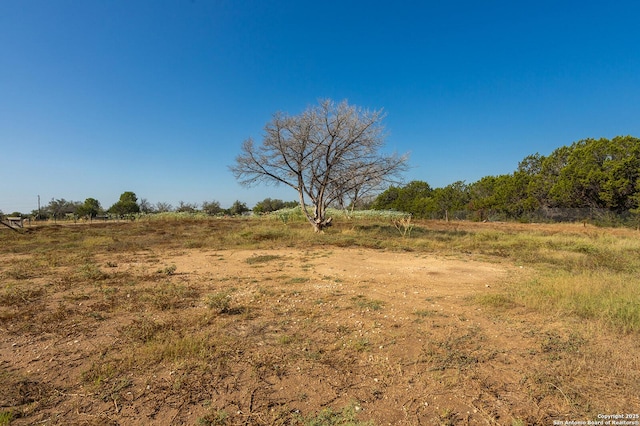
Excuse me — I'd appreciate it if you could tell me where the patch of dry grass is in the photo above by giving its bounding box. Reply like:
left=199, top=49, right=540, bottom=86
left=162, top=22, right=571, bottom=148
left=1, top=218, right=639, bottom=425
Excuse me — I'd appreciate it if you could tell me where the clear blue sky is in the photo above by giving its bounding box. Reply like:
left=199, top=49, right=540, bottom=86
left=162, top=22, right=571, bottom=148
left=2, top=1, right=639, bottom=214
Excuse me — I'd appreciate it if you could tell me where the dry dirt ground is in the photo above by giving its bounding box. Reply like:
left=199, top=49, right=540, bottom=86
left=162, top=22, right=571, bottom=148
left=1, top=242, right=639, bottom=425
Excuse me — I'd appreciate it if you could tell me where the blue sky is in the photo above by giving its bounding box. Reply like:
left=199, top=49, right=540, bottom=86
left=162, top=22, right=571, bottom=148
left=2, top=1, right=639, bottom=214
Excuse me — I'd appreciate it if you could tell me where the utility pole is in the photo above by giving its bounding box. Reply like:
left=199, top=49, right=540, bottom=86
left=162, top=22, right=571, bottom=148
left=37, top=195, right=41, bottom=220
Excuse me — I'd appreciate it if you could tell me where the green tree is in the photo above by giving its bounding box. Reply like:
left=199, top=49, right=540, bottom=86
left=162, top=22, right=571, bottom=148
left=109, top=191, right=140, bottom=216
left=468, top=175, right=499, bottom=220
left=469, top=174, right=535, bottom=220
left=535, top=145, right=573, bottom=208
left=46, top=198, right=81, bottom=220
left=546, top=136, right=640, bottom=211
left=490, top=174, right=532, bottom=218
left=629, top=178, right=640, bottom=229
left=253, top=198, right=297, bottom=214
left=229, top=200, right=249, bottom=216
left=598, top=136, right=640, bottom=212
left=201, top=200, right=223, bottom=215
left=552, top=138, right=609, bottom=208
left=431, top=181, right=469, bottom=221
left=372, top=181, right=433, bottom=217
left=400, top=181, right=434, bottom=217
left=76, top=198, right=102, bottom=219
left=371, top=186, right=402, bottom=210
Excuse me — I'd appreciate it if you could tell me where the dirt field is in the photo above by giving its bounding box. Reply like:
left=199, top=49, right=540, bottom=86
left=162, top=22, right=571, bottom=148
left=1, top=221, right=639, bottom=425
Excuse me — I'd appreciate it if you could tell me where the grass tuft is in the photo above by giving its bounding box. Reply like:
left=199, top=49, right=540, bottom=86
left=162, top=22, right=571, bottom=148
left=296, top=401, right=373, bottom=426
left=0, top=411, right=13, bottom=426
left=197, top=409, right=229, bottom=426
left=206, top=290, right=233, bottom=313
left=352, top=295, right=384, bottom=311
left=246, top=254, right=282, bottom=264
left=474, top=293, right=518, bottom=310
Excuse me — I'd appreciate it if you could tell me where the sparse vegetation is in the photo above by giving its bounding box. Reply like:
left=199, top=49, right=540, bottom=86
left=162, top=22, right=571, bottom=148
left=246, top=254, right=282, bottom=264
left=160, top=263, right=177, bottom=275
left=198, top=409, right=229, bottom=426
left=295, top=401, right=373, bottom=425
left=0, top=411, right=13, bottom=426
left=206, top=290, right=232, bottom=313
left=1, top=217, right=638, bottom=424
left=352, top=295, right=384, bottom=311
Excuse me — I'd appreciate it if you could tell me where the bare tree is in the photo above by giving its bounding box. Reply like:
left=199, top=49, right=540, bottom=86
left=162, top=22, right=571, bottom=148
left=231, top=99, right=408, bottom=232
left=139, top=198, right=153, bottom=214
left=176, top=201, right=198, bottom=213
left=155, top=202, right=173, bottom=213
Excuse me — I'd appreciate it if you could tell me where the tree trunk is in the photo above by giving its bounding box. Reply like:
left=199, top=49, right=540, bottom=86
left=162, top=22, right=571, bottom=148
left=297, top=193, right=330, bottom=232
left=311, top=217, right=333, bottom=232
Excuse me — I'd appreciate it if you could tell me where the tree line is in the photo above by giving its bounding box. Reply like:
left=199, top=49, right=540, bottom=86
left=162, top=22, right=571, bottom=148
left=372, top=135, right=640, bottom=223
left=2, top=192, right=298, bottom=221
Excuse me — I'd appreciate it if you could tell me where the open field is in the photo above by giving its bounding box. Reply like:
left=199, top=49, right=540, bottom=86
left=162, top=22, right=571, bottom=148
left=1, top=217, right=639, bottom=425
